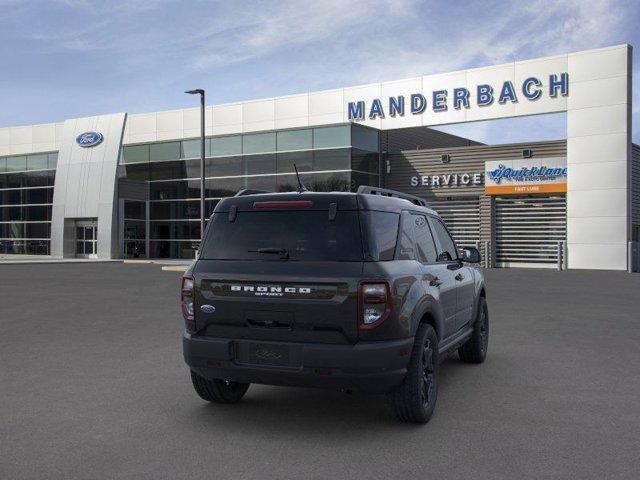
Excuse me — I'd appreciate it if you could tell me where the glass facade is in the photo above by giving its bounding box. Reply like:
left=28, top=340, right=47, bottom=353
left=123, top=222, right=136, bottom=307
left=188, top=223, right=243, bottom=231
left=0, top=152, right=57, bottom=255
left=119, top=124, right=380, bottom=259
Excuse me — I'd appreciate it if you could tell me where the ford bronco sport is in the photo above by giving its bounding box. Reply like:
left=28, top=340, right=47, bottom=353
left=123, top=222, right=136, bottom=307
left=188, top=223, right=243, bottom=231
left=182, top=186, right=488, bottom=423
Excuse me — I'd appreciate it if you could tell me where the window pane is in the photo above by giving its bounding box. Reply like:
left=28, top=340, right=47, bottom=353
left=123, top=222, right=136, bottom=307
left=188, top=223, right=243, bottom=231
left=149, top=240, right=196, bottom=259
left=48, top=153, right=58, bottom=170
left=211, top=136, right=241, bottom=157
left=277, top=129, right=312, bottom=151
left=244, top=154, right=276, bottom=175
left=122, top=145, right=150, bottom=164
left=26, top=240, right=49, bottom=255
left=351, top=171, right=379, bottom=191
left=150, top=142, right=181, bottom=162
left=397, top=214, right=416, bottom=261
left=150, top=180, right=200, bottom=200
left=243, top=133, right=276, bottom=154
left=25, top=188, right=53, bottom=204
left=313, top=126, right=350, bottom=149
left=150, top=200, right=200, bottom=220
left=201, top=211, right=363, bottom=261
left=364, top=211, right=399, bottom=261
left=181, top=139, right=205, bottom=159
left=206, top=156, right=243, bottom=177
left=0, top=158, right=6, bottom=173
left=120, top=163, right=150, bottom=181
left=313, top=149, right=350, bottom=171
left=124, top=240, right=145, bottom=258
left=430, top=218, right=458, bottom=261
left=27, top=154, right=49, bottom=170
left=124, top=201, right=146, bottom=220
left=26, top=222, right=50, bottom=239
left=150, top=159, right=200, bottom=181
left=351, top=125, right=379, bottom=152
left=124, top=220, right=146, bottom=239
left=205, top=177, right=243, bottom=198
left=6, top=156, right=27, bottom=172
left=413, top=215, right=437, bottom=263
left=244, top=174, right=276, bottom=192
left=351, top=149, right=379, bottom=173
left=277, top=151, right=313, bottom=174
left=305, top=172, right=350, bottom=192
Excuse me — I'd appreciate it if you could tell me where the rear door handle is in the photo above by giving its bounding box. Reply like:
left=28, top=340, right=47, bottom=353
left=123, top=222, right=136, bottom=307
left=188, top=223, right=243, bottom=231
left=455, top=273, right=464, bottom=281
left=429, top=277, right=442, bottom=287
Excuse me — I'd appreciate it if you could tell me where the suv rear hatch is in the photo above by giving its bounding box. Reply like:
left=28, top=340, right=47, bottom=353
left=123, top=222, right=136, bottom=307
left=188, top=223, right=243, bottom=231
left=192, top=194, right=364, bottom=344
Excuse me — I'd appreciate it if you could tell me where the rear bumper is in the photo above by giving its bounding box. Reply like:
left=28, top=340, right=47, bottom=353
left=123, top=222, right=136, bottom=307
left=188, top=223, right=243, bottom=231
left=183, top=332, right=414, bottom=394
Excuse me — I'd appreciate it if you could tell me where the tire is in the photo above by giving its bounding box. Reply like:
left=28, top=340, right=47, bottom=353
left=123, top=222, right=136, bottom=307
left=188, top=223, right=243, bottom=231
left=190, top=370, right=250, bottom=404
left=386, top=324, right=438, bottom=424
left=458, top=296, right=489, bottom=364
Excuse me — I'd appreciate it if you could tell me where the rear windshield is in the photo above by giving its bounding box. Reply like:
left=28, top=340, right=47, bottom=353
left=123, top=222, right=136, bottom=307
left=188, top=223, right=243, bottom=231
left=200, top=210, right=364, bottom=261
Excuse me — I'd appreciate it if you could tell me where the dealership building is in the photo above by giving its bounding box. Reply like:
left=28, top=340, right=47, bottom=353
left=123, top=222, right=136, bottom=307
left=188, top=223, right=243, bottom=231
left=0, top=44, right=638, bottom=271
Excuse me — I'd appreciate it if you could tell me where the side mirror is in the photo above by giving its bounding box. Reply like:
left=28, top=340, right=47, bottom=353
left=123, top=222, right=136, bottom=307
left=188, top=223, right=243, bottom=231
left=461, top=247, right=481, bottom=264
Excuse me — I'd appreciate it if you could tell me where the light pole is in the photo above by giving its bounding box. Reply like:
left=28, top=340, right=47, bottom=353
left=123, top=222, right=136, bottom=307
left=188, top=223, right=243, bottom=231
left=185, top=89, right=206, bottom=246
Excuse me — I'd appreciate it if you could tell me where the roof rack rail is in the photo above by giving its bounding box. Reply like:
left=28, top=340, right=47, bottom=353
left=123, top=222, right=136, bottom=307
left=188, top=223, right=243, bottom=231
left=234, top=189, right=269, bottom=197
left=357, top=185, right=428, bottom=207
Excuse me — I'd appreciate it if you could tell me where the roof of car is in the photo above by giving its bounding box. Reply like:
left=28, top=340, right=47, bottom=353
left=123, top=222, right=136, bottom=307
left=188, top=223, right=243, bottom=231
left=214, top=191, right=440, bottom=216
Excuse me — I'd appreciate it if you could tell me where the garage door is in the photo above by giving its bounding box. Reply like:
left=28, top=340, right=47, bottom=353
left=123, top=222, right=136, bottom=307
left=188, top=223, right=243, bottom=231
left=495, top=195, right=566, bottom=267
left=429, top=197, right=480, bottom=248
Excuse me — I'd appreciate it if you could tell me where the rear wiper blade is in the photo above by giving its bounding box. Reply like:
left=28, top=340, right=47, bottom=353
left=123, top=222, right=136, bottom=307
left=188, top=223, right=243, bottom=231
left=249, top=247, right=289, bottom=259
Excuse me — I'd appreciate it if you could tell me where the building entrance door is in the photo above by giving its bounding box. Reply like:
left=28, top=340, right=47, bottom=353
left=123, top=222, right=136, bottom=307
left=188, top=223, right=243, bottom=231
left=76, top=220, right=98, bottom=258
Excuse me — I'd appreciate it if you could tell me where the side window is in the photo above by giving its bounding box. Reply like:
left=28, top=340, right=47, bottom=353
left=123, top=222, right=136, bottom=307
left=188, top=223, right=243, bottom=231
left=430, top=218, right=458, bottom=262
left=366, top=211, right=400, bottom=261
left=397, top=213, right=417, bottom=260
left=413, top=214, right=438, bottom=263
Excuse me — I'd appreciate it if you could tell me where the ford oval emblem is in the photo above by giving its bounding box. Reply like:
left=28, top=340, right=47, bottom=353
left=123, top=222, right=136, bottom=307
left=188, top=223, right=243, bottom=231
left=76, top=131, right=103, bottom=148
left=200, top=304, right=216, bottom=314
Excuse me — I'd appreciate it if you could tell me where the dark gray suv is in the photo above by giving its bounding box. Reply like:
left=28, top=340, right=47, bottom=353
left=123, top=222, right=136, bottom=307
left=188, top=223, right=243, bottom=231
left=182, top=186, right=488, bottom=423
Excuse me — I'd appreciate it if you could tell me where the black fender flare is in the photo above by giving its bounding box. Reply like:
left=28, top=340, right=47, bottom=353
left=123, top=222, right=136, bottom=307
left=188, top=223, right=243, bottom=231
left=410, top=297, right=446, bottom=340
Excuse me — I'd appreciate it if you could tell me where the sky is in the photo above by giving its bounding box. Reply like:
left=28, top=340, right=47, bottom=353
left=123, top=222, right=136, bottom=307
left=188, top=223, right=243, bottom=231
left=0, top=0, right=638, bottom=144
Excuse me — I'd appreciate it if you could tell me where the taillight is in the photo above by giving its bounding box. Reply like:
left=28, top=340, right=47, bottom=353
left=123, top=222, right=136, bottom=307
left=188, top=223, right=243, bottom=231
left=181, top=276, right=195, bottom=330
left=358, top=281, right=393, bottom=330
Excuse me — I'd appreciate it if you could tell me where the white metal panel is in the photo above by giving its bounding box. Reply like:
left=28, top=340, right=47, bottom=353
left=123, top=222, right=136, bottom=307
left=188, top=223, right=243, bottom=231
left=567, top=216, right=626, bottom=244
left=32, top=124, right=56, bottom=143
left=567, top=104, right=628, bottom=138
left=567, top=76, right=629, bottom=110
left=275, top=94, right=308, bottom=121
left=568, top=46, right=630, bottom=82
left=10, top=126, right=32, bottom=145
left=308, top=89, right=343, bottom=116
left=567, top=243, right=628, bottom=271
left=567, top=132, right=628, bottom=164
left=567, top=161, right=627, bottom=191
left=567, top=189, right=627, bottom=218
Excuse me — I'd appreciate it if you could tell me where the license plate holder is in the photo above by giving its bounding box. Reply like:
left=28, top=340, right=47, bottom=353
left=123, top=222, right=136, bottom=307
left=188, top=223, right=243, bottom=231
left=247, top=342, right=291, bottom=367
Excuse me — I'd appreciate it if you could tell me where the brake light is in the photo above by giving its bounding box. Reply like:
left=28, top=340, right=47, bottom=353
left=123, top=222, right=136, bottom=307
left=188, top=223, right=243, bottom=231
left=181, top=276, right=195, bottom=330
left=252, top=200, right=313, bottom=209
left=358, top=281, right=393, bottom=330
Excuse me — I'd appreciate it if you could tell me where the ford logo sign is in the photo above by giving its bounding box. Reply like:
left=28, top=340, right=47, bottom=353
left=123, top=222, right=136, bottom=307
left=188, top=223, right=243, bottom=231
left=200, top=304, right=216, bottom=314
left=76, top=131, right=103, bottom=148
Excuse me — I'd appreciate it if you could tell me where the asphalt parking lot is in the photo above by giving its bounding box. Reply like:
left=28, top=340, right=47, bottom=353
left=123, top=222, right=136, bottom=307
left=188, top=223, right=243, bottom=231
left=1, top=263, right=639, bottom=480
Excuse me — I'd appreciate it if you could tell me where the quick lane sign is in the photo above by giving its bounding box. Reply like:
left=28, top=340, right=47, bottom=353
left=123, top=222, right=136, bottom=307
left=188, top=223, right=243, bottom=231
left=348, top=73, right=569, bottom=120
left=484, top=157, right=567, bottom=195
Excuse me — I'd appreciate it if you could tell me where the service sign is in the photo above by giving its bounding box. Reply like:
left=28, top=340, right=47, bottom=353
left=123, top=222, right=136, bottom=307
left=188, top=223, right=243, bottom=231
left=484, top=157, right=567, bottom=195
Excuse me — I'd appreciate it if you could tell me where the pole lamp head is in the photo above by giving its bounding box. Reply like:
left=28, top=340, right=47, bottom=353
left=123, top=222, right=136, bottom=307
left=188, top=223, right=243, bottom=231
left=185, top=89, right=205, bottom=96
